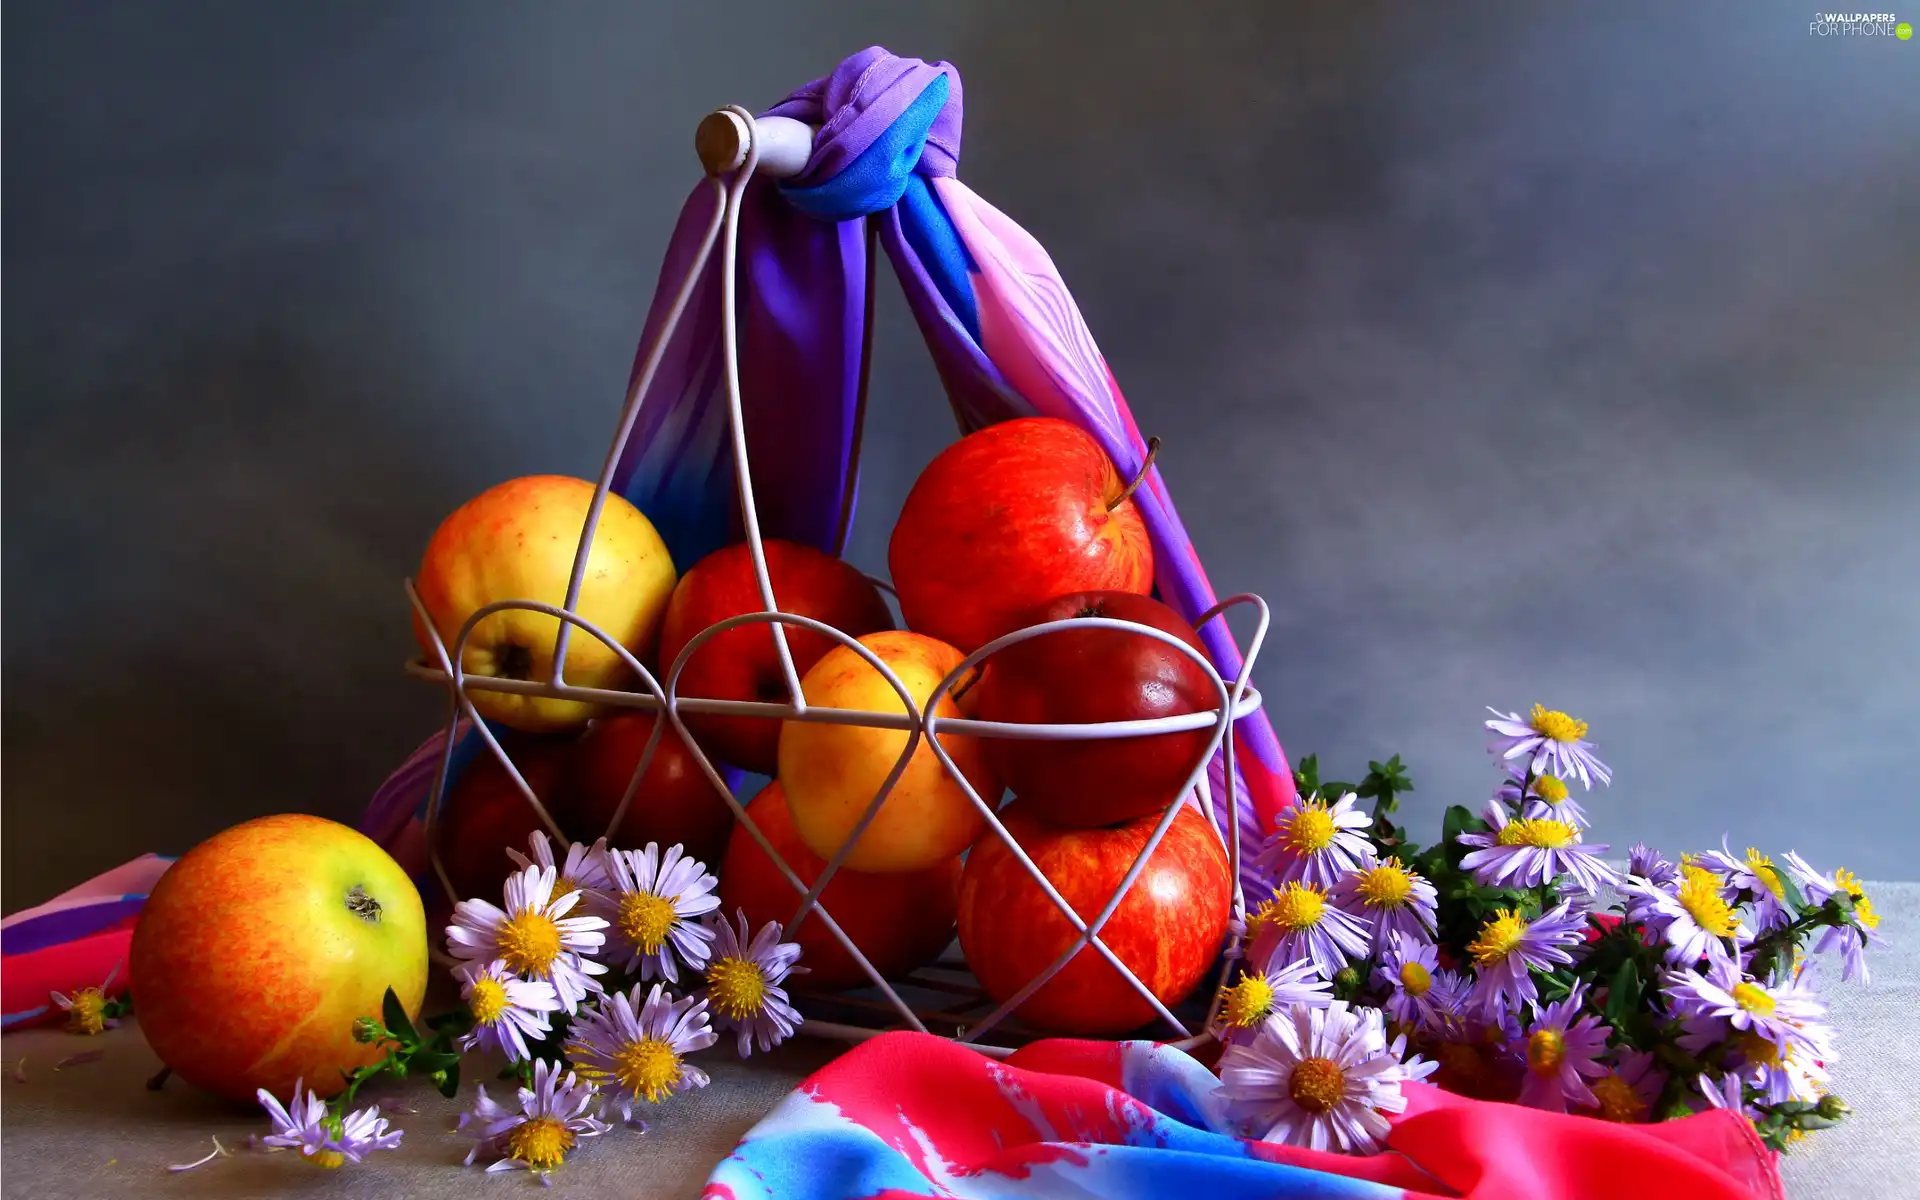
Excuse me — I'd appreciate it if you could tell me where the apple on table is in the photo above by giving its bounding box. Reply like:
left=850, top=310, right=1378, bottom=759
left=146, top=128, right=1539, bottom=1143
left=957, top=801, right=1232, bottom=1037
left=655, top=538, right=894, bottom=776
left=130, top=815, right=427, bottom=1103
left=413, top=475, right=678, bottom=734
left=888, top=417, right=1156, bottom=654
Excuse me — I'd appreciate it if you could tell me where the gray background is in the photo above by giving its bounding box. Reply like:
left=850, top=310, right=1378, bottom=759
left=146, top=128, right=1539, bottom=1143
left=6, top=1, right=1917, bottom=910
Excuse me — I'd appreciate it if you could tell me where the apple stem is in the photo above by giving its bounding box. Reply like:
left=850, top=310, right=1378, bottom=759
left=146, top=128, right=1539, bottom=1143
left=147, top=1066, right=172, bottom=1091
left=1108, top=437, right=1162, bottom=512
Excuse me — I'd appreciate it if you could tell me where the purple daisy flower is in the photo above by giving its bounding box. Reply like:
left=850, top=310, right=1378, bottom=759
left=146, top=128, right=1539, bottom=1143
left=1494, top=765, right=1592, bottom=829
left=564, top=982, right=717, bottom=1121
left=1217, top=1000, right=1428, bottom=1154
left=1782, top=854, right=1883, bottom=984
left=1329, top=857, right=1438, bottom=954
left=1626, top=843, right=1680, bottom=891
left=1663, top=955, right=1831, bottom=1058
left=1242, top=882, right=1372, bottom=978
left=1464, top=902, right=1590, bottom=1023
left=1457, top=804, right=1616, bottom=896
left=49, top=961, right=122, bottom=1036
left=1619, top=860, right=1747, bottom=967
left=1216, top=954, right=1334, bottom=1044
left=257, top=1079, right=403, bottom=1168
left=1373, top=930, right=1467, bottom=1034
left=1584, top=1048, right=1666, bottom=1123
left=701, top=910, right=806, bottom=1057
left=507, top=830, right=613, bottom=902
left=1697, top=840, right=1793, bottom=933
left=1257, top=791, right=1375, bottom=889
left=1508, top=980, right=1611, bottom=1113
left=456, top=959, right=562, bottom=1064
left=1696, top=1070, right=1752, bottom=1119
left=1485, top=704, right=1612, bottom=789
left=447, top=864, right=609, bottom=1014
left=590, top=842, right=722, bottom=983
left=460, top=1058, right=611, bottom=1176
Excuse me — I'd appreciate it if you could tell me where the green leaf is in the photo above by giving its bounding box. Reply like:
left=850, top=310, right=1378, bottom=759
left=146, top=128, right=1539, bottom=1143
left=436, top=1063, right=462, bottom=1099
left=1293, top=755, right=1322, bottom=796
left=426, top=1007, right=475, bottom=1035
left=409, top=1049, right=463, bottom=1073
left=1604, top=959, right=1642, bottom=1025
left=381, top=988, right=418, bottom=1045
left=1775, top=862, right=1807, bottom=914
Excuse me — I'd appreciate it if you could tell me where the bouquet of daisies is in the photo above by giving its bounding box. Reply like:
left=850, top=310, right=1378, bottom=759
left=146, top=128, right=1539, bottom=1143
left=1211, top=704, right=1880, bottom=1155
left=236, top=835, right=805, bottom=1179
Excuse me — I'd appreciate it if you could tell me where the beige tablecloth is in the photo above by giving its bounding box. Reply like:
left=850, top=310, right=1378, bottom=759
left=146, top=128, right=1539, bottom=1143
left=4, top=885, right=1915, bottom=1199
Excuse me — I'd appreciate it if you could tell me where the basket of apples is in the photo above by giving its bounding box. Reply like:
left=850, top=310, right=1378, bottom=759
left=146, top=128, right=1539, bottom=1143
left=374, top=89, right=1275, bottom=1056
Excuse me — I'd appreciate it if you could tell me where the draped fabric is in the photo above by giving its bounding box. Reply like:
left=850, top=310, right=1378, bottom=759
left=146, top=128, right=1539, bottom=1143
left=702, top=1031, right=1783, bottom=1200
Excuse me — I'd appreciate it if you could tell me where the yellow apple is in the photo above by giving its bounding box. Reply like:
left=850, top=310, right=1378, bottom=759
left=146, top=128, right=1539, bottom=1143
left=130, top=814, right=427, bottom=1103
left=413, top=475, right=676, bottom=732
left=778, top=630, right=998, bottom=873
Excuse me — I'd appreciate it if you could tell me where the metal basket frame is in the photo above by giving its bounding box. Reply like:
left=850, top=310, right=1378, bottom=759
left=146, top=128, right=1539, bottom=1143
left=403, top=105, right=1269, bottom=1057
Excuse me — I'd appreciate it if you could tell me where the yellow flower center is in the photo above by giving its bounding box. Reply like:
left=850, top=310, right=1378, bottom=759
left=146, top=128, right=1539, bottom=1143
left=1264, top=883, right=1328, bottom=932
left=1467, top=908, right=1529, bottom=967
left=1835, top=869, right=1881, bottom=930
left=1529, top=775, right=1570, bottom=804
left=1736, top=1031, right=1781, bottom=1068
left=705, top=956, right=770, bottom=1020
left=1529, top=704, right=1588, bottom=743
left=504, top=1115, right=575, bottom=1171
left=1282, top=800, right=1339, bottom=855
left=1356, top=858, right=1416, bottom=908
left=65, top=988, right=109, bottom=1036
left=1222, top=974, right=1276, bottom=1028
left=1732, top=982, right=1776, bottom=1017
left=1287, top=1056, right=1346, bottom=1114
left=1398, top=961, right=1433, bottom=996
left=1590, top=1073, right=1648, bottom=1122
left=551, top=875, right=581, bottom=905
left=498, top=911, right=564, bottom=975
left=1496, top=818, right=1578, bottom=849
left=613, top=1037, right=682, bottom=1103
left=619, top=892, right=678, bottom=955
left=468, top=977, right=509, bottom=1025
left=1527, top=1028, right=1565, bottom=1074
left=1744, top=849, right=1784, bottom=900
left=1677, top=865, right=1740, bottom=939
left=304, top=1148, right=347, bottom=1169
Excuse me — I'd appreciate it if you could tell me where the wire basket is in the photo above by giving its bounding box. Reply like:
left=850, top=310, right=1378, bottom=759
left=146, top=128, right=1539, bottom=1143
left=402, top=104, right=1270, bottom=1058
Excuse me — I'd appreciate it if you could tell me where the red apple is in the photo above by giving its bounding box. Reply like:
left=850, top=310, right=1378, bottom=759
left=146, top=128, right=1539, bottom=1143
left=433, top=732, right=576, bottom=903
left=719, top=780, right=961, bottom=991
left=888, top=417, right=1156, bottom=654
left=957, top=801, right=1231, bottom=1036
left=973, top=590, right=1217, bottom=829
left=656, top=538, right=894, bottom=775
left=560, top=711, right=735, bottom=868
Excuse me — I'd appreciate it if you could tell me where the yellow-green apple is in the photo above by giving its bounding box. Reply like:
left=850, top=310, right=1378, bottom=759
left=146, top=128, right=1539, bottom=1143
left=719, top=780, right=961, bottom=990
left=887, top=418, right=1155, bottom=653
left=777, top=630, right=997, bottom=873
left=957, top=801, right=1230, bottom=1035
left=130, top=814, right=428, bottom=1103
left=655, top=538, right=894, bottom=775
left=972, top=590, right=1217, bottom=829
left=559, top=711, right=735, bottom=868
left=413, top=475, right=677, bottom=733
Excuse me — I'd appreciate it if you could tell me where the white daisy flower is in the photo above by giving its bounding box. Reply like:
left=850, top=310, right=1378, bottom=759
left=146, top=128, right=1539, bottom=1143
left=589, top=843, right=722, bottom=982
left=446, top=864, right=609, bottom=1014
left=1218, top=1000, right=1433, bottom=1154
left=456, top=959, right=562, bottom=1064
left=700, top=910, right=806, bottom=1057
left=1485, top=704, right=1612, bottom=789
left=1215, top=955, right=1333, bottom=1044
left=564, top=982, right=717, bottom=1121
left=460, top=1058, right=611, bottom=1177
